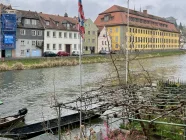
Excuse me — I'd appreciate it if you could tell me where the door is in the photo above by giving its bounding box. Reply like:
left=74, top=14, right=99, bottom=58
left=66, top=45, right=71, bottom=54
left=91, top=47, right=95, bottom=54
left=2, top=50, right=5, bottom=57
left=26, top=49, right=30, bottom=57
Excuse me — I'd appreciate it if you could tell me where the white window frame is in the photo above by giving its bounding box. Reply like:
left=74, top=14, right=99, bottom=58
left=47, top=31, right=50, bottom=37
left=47, top=44, right=50, bottom=50
left=59, top=44, right=62, bottom=50
left=32, top=19, right=37, bottom=25
left=64, top=32, right=67, bottom=38
left=20, top=29, right=26, bottom=35
left=59, top=32, right=62, bottom=38
left=25, top=19, right=30, bottom=24
left=53, top=44, right=56, bottom=50
left=53, top=32, right=56, bottom=38
left=74, top=44, right=77, bottom=50
left=74, top=33, right=77, bottom=39
left=32, top=41, right=36, bottom=46
left=46, top=21, right=50, bottom=25
left=37, top=31, right=42, bottom=36
left=21, top=40, right=25, bottom=46
left=69, top=33, right=72, bottom=38
left=21, top=50, right=24, bottom=55
left=32, top=30, right=36, bottom=36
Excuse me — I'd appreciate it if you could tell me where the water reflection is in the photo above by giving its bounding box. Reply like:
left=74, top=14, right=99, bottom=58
left=0, top=54, right=186, bottom=123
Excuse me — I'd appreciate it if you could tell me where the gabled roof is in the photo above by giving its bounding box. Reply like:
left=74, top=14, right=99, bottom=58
left=39, top=13, right=78, bottom=31
left=16, top=10, right=44, bottom=29
left=95, top=5, right=179, bottom=33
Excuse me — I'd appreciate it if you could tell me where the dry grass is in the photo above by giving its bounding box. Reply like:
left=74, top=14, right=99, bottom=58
left=11, top=62, right=24, bottom=70
left=29, top=59, right=78, bottom=69
left=0, top=63, right=10, bottom=71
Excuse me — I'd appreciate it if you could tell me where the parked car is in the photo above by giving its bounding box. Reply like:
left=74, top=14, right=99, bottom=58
left=99, top=50, right=110, bottom=55
left=72, top=51, right=83, bottom=56
left=57, top=51, right=70, bottom=56
left=43, top=51, right=57, bottom=57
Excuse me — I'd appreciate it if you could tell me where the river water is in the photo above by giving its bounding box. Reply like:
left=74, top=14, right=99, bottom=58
left=0, top=54, right=186, bottom=125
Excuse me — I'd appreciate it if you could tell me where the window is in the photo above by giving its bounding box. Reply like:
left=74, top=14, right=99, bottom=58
left=53, top=44, right=56, bottom=50
left=32, top=20, right=37, bottom=25
left=21, top=40, right=25, bottom=46
left=21, top=50, right=24, bottom=55
left=88, top=39, right=90, bottom=42
left=59, top=32, right=62, bottom=38
left=110, top=28, right=112, bottom=33
left=102, top=41, right=104, bottom=45
left=105, top=41, right=107, bottom=45
left=25, top=19, right=30, bottom=24
left=88, top=31, right=90, bottom=35
left=74, top=44, right=77, bottom=50
left=92, top=39, right=95, bottom=43
left=37, top=31, right=42, bottom=36
left=32, top=30, right=36, bottom=36
left=69, top=33, right=72, bottom=38
left=47, top=44, right=50, bottom=50
left=32, top=41, right=36, bottom=46
left=116, top=28, right=118, bottom=32
left=85, top=46, right=88, bottom=51
left=115, top=36, right=118, bottom=42
left=47, top=31, right=50, bottom=37
left=64, top=32, right=67, bottom=38
left=116, top=44, right=118, bottom=48
left=53, top=32, right=56, bottom=38
left=20, top=29, right=26, bottom=35
left=46, top=21, right=50, bottom=25
left=74, top=33, right=77, bottom=39
left=59, top=44, right=62, bottom=50
left=92, top=31, right=95, bottom=35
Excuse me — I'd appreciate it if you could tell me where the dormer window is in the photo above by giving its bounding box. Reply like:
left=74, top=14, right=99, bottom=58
left=104, top=15, right=109, bottom=21
left=25, top=19, right=30, bottom=24
left=56, top=22, right=59, bottom=26
left=67, top=23, right=70, bottom=29
left=46, top=20, right=50, bottom=25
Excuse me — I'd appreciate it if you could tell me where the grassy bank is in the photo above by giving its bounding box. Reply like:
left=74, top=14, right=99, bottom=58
left=0, top=50, right=185, bottom=71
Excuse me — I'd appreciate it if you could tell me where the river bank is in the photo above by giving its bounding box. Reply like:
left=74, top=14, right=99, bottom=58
left=0, top=50, right=185, bottom=71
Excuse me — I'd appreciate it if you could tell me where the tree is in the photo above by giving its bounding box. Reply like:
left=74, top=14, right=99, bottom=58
left=174, top=22, right=178, bottom=28
left=179, top=22, right=183, bottom=30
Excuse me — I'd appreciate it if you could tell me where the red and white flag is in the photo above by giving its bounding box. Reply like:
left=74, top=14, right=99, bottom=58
left=78, top=0, right=85, bottom=38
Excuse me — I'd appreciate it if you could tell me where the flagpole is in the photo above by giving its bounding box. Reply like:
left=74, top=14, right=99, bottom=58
left=79, top=35, right=82, bottom=138
left=126, top=0, right=129, bottom=84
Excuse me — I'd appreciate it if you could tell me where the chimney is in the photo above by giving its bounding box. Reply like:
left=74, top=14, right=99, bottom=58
left=143, top=10, right=147, bottom=15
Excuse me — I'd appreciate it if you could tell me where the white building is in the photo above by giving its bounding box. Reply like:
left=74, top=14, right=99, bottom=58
left=98, top=27, right=111, bottom=53
left=40, top=13, right=82, bottom=54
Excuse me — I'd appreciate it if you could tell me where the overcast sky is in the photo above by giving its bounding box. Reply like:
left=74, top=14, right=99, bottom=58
left=6, top=0, right=186, bottom=25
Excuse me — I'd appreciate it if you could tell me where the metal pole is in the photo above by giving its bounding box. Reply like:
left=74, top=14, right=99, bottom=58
left=126, top=0, right=129, bottom=84
left=0, top=5, right=2, bottom=59
left=58, top=106, right=61, bottom=140
left=79, top=36, right=82, bottom=138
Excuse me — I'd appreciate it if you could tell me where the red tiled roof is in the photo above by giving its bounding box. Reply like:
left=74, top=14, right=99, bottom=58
left=39, top=13, right=78, bottom=31
left=95, top=5, right=179, bottom=33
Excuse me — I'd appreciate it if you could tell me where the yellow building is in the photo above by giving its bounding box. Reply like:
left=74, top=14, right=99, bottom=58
left=95, top=5, right=180, bottom=52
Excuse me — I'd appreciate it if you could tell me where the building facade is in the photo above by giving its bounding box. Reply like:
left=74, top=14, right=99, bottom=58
left=98, top=27, right=111, bottom=53
left=0, top=5, right=16, bottom=58
left=95, top=5, right=180, bottom=51
left=16, top=10, right=44, bottom=57
left=39, top=13, right=81, bottom=54
left=83, top=18, right=98, bottom=54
